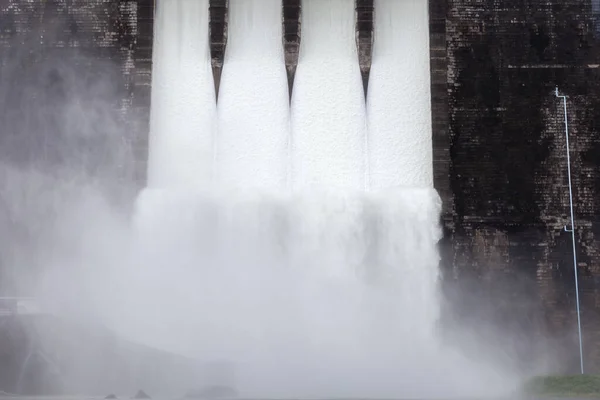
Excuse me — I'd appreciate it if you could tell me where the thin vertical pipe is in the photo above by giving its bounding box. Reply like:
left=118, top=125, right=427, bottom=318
left=556, top=87, right=584, bottom=374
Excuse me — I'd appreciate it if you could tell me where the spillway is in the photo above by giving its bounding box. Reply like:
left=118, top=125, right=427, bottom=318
left=216, top=0, right=290, bottom=191
left=147, top=0, right=216, bottom=188
left=367, top=0, right=433, bottom=188
left=124, top=0, right=508, bottom=397
left=290, top=0, right=367, bottom=190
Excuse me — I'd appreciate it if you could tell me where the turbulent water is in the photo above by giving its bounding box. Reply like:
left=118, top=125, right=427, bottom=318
left=125, top=187, right=446, bottom=397
left=367, top=0, right=433, bottom=188
left=114, top=0, right=514, bottom=397
left=147, top=0, right=216, bottom=188
left=291, top=0, right=367, bottom=190
left=216, top=0, right=290, bottom=191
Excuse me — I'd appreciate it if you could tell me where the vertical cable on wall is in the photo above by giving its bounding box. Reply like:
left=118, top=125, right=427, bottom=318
left=556, top=86, right=584, bottom=374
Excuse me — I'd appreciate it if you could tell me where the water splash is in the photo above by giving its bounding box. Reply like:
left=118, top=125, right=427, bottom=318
left=126, top=0, right=516, bottom=397
left=124, top=187, right=457, bottom=398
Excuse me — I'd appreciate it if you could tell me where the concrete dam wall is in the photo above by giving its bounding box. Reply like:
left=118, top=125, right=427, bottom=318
left=433, top=0, right=600, bottom=372
left=2, top=0, right=600, bottom=384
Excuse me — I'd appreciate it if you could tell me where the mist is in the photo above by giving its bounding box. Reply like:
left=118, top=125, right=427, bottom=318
left=0, top=168, right=526, bottom=398
left=0, top=3, right=544, bottom=399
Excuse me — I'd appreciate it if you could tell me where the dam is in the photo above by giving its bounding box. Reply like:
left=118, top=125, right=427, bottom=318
left=2, top=0, right=600, bottom=396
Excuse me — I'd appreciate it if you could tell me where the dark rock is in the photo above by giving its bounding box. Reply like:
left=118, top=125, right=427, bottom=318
left=105, top=394, right=118, bottom=399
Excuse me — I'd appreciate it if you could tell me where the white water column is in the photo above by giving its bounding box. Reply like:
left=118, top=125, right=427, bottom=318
left=367, top=0, right=433, bottom=189
left=216, top=0, right=290, bottom=191
left=291, top=0, right=367, bottom=191
left=147, top=0, right=216, bottom=189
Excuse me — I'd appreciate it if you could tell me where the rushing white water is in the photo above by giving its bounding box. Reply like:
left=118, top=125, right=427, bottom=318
left=216, top=0, right=290, bottom=191
left=291, top=0, right=367, bottom=190
left=147, top=0, right=216, bottom=188
left=367, top=0, right=433, bottom=188
left=120, top=0, right=513, bottom=397
left=124, top=187, right=454, bottom=398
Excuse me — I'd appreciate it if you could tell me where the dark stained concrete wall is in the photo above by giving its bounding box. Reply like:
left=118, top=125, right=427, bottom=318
left=209, top=0, right=227, bottom=100
left=283, top=0, right=300, bottom=99
left=433, top=0, right=600, bottom=372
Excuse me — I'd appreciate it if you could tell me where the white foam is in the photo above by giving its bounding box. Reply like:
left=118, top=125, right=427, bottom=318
left=127, top=188, right=455, bottom=398
left=367, top=0, right=433, bottom=188
left=147, top=0, right=216, bottom=188
left=291, top=0, right=367, bottom=190
left=216, top=0, right=290, bottom=191
left=132, top=1, right=514, bottom=397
